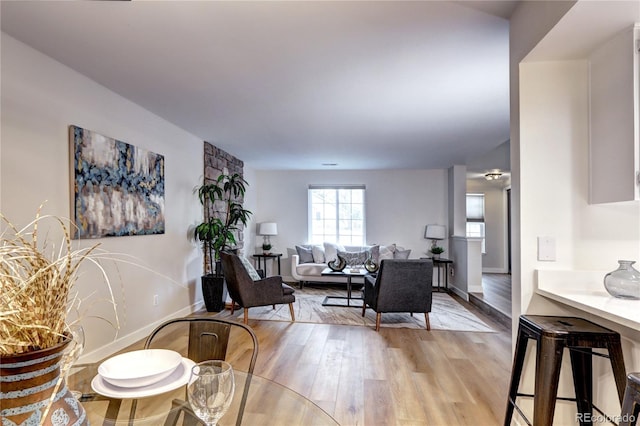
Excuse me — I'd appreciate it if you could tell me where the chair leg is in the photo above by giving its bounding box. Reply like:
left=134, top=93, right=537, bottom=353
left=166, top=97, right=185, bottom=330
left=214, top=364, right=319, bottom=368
left=288, top=303, right=295, bottom=322
left=607, top=337, right=628, bottom=404
left=104, top=398, right=122, bottom=424
left=361, top=303, right=366, bottom=317
left=425, top=313, right=430, bottom=331
left=620, top=375, right=640, bottom=426
left=272, top=304, right=276, bottom=309
left=243, top=308, right=249, bottom=325
left=230, top=300, right=236, bottom=314
left=533, top=336, right=564, bottom=426
left=376, top=312, right=381, bottom=332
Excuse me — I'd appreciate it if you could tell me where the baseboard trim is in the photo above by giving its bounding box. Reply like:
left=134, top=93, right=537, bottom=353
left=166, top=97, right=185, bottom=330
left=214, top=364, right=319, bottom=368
left=80, top=301, right=205, bottom=364
left=482, top=267, right=509, bottom=273
left=468, top=293, right=511, bottom=328
left=448, top=285, right=468, bottom=301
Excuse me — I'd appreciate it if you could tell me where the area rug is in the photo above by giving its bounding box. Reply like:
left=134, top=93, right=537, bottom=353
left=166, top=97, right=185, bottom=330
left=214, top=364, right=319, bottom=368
left=217, top=286, right=495, bottom=332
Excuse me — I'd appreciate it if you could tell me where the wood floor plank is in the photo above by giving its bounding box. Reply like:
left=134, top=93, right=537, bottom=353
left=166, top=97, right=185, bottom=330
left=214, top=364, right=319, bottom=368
left=334, top=328, right=365, bottom=426
left=309, top=334, right=346, bottom=403
left=80, top=291, right=512, bottom=425
left=363, top=379, right=397, bottom=425
left=412, top=371, right=460, bottom=425
left=386, top=347, right=429, bottom=424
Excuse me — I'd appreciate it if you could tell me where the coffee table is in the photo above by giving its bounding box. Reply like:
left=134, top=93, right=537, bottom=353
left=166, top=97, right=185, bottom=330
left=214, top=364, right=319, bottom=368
left=320, top=267, right=368, bottom=307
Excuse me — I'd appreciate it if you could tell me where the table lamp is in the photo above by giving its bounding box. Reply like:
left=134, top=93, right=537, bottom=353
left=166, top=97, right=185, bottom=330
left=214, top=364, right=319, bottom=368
left=424, top=224, right=446, bottom=250
left=259, top=222, right=278, bottom=252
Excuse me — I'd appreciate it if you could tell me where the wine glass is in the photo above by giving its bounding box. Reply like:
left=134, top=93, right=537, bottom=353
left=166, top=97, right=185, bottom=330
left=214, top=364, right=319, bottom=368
left=187, top=360, right=235, bottom=426
left=61, top=323, right=85, bottom=399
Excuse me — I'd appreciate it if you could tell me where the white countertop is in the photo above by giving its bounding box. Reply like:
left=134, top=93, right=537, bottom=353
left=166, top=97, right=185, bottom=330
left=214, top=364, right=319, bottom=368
left=536, top=269, right=640, bottom=330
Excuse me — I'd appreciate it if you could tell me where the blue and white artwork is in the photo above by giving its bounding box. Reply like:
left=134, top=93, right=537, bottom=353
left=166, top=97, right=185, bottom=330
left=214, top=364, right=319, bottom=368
left=70, top=125, right=165, bottom=239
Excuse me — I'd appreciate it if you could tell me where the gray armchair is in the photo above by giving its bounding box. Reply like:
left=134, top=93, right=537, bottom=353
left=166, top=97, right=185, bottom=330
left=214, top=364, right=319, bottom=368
left=220, top=252, right=296, bottom=324
left=361, top=259, right=433, bottom=331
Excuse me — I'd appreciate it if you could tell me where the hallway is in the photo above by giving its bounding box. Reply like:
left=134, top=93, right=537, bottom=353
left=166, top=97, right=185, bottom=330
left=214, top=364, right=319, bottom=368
left=469, top=273, right=512, bottom=328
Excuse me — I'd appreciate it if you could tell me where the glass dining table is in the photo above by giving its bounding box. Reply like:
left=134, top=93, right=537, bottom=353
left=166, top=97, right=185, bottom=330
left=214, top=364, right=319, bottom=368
left=68, top=362, right=338, bottom=425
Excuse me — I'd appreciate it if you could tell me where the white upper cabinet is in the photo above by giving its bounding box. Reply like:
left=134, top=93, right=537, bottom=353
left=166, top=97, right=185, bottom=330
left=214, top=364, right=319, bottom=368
left=589, top=24, right=640, bottom=204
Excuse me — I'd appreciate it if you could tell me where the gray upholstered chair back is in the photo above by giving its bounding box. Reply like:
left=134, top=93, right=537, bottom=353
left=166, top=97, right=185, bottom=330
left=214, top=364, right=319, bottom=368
left=370, top=259, right=433, bottom=313
left=220, top=251, right=295, bottom=316
left=220, top=251, right=250, bottom=305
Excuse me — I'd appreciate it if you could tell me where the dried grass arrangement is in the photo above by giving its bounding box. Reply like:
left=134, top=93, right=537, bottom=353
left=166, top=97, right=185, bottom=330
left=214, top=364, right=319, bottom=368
left=0, top=207, right=118, bottom=356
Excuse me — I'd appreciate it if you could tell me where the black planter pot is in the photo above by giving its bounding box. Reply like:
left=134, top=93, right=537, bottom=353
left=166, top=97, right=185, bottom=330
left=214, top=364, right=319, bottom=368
left=201, top=274, right=227, bottom=312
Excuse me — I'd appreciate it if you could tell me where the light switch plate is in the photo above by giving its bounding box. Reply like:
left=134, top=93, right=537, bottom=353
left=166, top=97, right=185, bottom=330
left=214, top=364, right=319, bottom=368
left=537, top=236, right=556, bottom=261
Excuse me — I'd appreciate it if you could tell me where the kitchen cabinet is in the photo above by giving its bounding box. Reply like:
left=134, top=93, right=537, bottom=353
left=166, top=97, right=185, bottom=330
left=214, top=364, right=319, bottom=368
left=589, top=24, right=640, bottom=204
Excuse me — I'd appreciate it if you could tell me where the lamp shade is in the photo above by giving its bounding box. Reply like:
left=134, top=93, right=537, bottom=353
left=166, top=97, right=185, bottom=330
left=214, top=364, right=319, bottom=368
left=259, top=222, right=278, bottom=236
left=424, top=225, right=446, bottom=240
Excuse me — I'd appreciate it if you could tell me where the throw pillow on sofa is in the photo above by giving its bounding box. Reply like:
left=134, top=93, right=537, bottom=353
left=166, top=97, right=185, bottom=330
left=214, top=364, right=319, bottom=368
left=311, top=245, right=325, bottom=263
left=378, top=244, right=396, bottom=260
left=393, top=248, right=412, bottom=259
left=337, top=250, right=368, bottom=266
left=295, top=245, right=315, bottom=264
left=368, top=245, right=380, bottom=263
left=324, top=242, right=346, bottom=263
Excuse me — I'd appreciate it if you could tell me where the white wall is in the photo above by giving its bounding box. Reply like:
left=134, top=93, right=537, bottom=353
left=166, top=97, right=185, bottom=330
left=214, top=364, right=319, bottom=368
left=1, top=34, right=205, bottom=362
left=510, top=0, right=577, bottom=332
left=250, top=168, right=449, bottom=280
left=513, top=1, right=640, bottom=422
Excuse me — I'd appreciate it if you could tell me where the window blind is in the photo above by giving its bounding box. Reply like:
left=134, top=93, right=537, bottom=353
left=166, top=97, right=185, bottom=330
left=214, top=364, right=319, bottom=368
left=466, top=193, right=485, bottom=222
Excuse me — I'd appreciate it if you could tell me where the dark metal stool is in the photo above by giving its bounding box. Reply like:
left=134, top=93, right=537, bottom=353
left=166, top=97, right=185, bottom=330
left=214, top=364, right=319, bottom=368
left=620, top=373, right=640, bottom=426
left=504, top=315, right=627, bottom=426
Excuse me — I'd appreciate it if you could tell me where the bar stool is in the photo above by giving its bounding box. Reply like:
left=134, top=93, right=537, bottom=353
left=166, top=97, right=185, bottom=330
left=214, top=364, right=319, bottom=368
left=620, top=373, right=640, bottom=426
left=504, top=315, right=627, bottom=426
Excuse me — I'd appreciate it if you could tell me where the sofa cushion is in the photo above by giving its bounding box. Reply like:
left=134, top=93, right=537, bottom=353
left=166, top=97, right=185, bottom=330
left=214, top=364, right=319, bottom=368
left=338, top=250, right=368, bottom=266
left=239, top=256, right=262, bottom=280
left=394, top=248, right=411, bottom=259
left=296, top=263, right=328, bottom=276
left=295, top=245, right=315, bottom=264
left=324, top=242, right=346, bottom=263
left=311, top=245, right=326, bottom=263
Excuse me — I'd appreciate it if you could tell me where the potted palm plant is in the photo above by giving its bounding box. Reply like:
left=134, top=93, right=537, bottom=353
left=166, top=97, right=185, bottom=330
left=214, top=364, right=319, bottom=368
left=195, top=172, right=252, bottom=312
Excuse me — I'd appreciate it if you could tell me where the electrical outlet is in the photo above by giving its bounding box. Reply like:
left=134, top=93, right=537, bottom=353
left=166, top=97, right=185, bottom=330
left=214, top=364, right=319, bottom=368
left=450, top=267, right=455, bottom=277
left=153, top=294, right=159, bottom=306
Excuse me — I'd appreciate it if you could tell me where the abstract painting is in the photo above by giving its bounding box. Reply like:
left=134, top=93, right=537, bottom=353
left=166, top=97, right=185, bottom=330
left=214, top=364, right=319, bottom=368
left=70, top=125, right=165, bottom=239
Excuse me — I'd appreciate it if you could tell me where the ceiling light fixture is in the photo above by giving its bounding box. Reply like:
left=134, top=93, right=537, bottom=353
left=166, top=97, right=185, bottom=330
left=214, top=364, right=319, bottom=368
left=484, top=172, right=502, bottom=181
left=322, top=163, right=338, bottom=166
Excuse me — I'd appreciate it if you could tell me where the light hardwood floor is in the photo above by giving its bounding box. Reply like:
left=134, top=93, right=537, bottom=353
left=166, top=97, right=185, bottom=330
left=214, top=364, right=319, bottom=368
left=90, top=296, right=513, bottom=425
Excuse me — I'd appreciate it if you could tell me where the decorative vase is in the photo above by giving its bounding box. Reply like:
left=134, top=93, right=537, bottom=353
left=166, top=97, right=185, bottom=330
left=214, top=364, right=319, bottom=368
left=432, top=254, right=440, bottom=260
left=604, top=260, right=640, bottom=300
left=0, top=336, right=88, bottom=425
left=364, top=256, right=379, bottom=273
left=328, top=255, right=347, bottom=272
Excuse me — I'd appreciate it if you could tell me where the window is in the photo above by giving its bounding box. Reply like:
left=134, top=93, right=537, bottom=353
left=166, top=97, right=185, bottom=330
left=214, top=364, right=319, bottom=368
left=466, top=193, right=486, bottom=253
left=309, top=185, right=365, bottom=245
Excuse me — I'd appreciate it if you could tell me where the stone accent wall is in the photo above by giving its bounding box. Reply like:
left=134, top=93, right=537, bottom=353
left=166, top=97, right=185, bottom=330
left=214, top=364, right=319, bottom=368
left=203, top=141, right=245, bottom=273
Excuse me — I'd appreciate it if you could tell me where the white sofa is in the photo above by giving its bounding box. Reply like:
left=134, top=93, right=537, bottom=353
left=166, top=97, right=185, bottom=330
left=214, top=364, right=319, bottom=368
left=290, top=243, right=410, bottom=288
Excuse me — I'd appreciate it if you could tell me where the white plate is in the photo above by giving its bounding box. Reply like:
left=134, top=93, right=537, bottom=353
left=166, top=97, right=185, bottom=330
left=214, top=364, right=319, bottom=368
left=91, top=357, right=195, bottom=399
left=98, top=349, right=182, bottom=388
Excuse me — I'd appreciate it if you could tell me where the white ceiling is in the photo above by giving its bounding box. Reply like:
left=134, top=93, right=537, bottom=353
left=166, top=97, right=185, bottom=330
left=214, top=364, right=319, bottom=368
left=1, top=1, right=515, bottom=171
